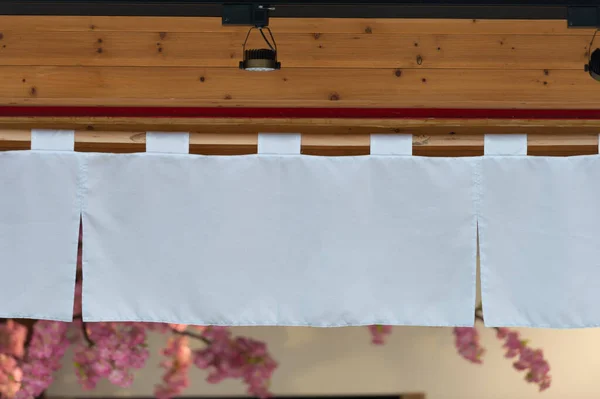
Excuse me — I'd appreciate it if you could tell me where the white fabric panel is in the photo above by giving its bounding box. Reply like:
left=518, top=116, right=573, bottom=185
left=30, top=129, right=75, bottom=151
left=480, top=154, right=600, bottom=328
left=0, top=149, right=81, bottom=320
left=258, top=133, right=301, bottom=154
left=484, top=134, right=527, bottom=156
left=370, top=134, right=413, bottom=155
left=82, top=154, right=478, bottom=326
left=146, top=132, right=190, bottom=154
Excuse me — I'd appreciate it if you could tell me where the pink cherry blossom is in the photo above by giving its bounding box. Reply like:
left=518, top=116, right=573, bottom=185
left=453, top=327, right=485, bottom=364
left=15, top=321, right=70, bottom=399
left=154, top=336, right=192, bottom=399
left=0, top=320, right=27, bottom=358
left=496, top=328, right=551, bottom=391
left=192, top=326, right=277, bottom=398
left=0, top=354, right=22, bottom=398
left=497, top=327, right=523, bottom=358
left=368, top=325, right=393, bottom=345
left=73, top=322, right=149, bottom=390
left=168, top=324, right=188, bottom=333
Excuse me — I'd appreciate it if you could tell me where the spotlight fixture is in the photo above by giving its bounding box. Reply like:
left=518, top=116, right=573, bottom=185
left=585, top=30, right=600, bottom=81
left=221, top=4, right=280, bottom=72
left=239, top=26, right=281, bottom=72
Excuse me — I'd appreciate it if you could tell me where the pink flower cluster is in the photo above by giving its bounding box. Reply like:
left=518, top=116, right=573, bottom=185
left=0, top=321, right=27, bottom=398
left=496, top=328, right=551, bottom=391
left=193, top=326, right=278, bottom=398
left=16, top=321, right=70, bottom=399
left=368, top=325, right=393, bottom=345
left=154, top=335, right=192, bottom=399
left=453, top=327, right=485, bottom=364
left=0, top=320, right=27, bottom=359
left=73, top=322, right=149, bottom=389
left=0, top=354, right=21, bottom=398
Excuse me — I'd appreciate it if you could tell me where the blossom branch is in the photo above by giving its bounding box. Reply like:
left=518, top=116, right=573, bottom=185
left=455, top=304, right=552, bottom=392
left=81, top=323, right=95, bottom=347
left=71, top=315, right=95, bottom=347
left=170, top=328, right=210, bottom=345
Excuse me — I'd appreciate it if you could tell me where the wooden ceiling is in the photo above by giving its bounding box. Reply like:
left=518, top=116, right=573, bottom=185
left=0, top=16, right=595, bottom=108
left=0, top=16, right=598, bottom=156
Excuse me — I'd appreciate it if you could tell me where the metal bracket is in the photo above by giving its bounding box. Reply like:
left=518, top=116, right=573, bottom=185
left=567, top=6, right=600, bottom=28
left=222, top=3, right=273, bottom=27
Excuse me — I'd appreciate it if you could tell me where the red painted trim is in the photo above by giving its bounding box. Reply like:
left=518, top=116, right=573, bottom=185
left=0, top=106, right=599, bottom=119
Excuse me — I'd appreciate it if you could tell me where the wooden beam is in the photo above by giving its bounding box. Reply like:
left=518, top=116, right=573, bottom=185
left=1, top=127, right=597, bottom=156
left=0, top=17, right=594, bottom=110
left=0, top=116, right=599, bottom=133
left=0, top=17, right=591, bottom=35
left=0, top=67, right=598, bottom=108
left=0, top=31, right=590, bottom=70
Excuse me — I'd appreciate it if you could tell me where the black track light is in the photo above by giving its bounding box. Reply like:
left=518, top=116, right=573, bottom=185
left=239, top=27, right=281, bottom=72
left=241, top=48, right=281, bottom=71
left=585, top=49, right=600, bottom=81
left=221, top=4, right=281, bottom=71
left=585, top=30, right=600, bottom=81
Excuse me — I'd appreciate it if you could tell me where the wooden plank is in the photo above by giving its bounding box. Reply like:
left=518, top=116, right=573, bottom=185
left=1, top=67, right=598, bottom=108
left=0, top=16, right=590, bottom=35
left=1, top=117, right=600, bottom=134
left=0, top=129, right=597, bottom=157
left=0, top=31, right=589, bottom=69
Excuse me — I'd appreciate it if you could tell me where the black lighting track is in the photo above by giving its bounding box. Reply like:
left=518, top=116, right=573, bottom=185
left=0, top=0, right=596, bottom=22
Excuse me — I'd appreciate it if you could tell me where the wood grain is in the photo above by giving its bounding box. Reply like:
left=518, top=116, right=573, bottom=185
left=0, top=31, right=589, bottom=69
left=0, top=16, right=590, bottom=35
left=0, top=16, right=594, bottom=113
left=0, top=117, right=599, bottom=134
left=1, top=67, right=598, bottom=108
left=1, top=129, right=597, bottom=156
